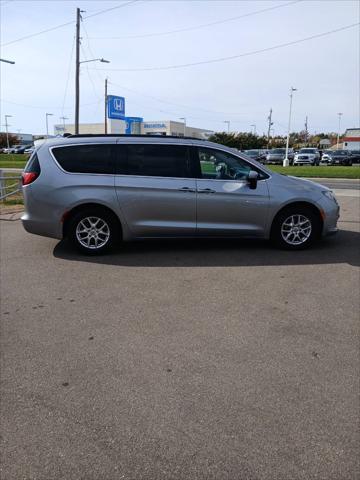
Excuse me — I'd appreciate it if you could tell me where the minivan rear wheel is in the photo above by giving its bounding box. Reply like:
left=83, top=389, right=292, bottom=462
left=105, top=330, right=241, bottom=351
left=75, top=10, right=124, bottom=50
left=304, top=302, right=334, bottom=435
left=271, top=207, right=321, bottom=250
left=68, top=207, right=120, bottom=254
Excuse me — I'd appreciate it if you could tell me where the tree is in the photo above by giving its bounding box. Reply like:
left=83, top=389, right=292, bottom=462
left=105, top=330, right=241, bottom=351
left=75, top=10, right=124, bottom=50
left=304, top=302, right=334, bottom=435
left=208, top=132, right=267, bottom=150
left=0, top=132, right=18, bottom=148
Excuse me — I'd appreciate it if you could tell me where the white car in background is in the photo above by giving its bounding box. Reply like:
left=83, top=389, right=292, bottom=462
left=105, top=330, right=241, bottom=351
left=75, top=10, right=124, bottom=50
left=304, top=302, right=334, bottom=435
left=24, top=146, right=35, bottom=155
left=293, top=148, right=320, bottom=166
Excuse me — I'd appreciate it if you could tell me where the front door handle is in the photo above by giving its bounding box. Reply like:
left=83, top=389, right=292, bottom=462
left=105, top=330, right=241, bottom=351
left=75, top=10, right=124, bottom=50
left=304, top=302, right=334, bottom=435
left=197, top=188, right=216, bottom=194
left=178, top=186, right=196, bottom=193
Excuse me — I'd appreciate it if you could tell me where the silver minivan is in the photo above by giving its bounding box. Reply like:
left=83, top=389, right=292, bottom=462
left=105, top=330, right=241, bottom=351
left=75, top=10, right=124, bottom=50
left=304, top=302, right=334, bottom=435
left=21, top=135, right=339, bottom=254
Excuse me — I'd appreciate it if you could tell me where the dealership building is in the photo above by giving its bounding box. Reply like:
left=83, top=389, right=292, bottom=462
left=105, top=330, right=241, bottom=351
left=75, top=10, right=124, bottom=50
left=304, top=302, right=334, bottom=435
left=54, top=94, right=213, bottom=140
left=343, top=128, right=360, bottom=150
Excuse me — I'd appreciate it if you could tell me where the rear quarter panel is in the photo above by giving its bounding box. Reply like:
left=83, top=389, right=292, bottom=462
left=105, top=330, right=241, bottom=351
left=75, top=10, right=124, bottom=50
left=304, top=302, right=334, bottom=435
left=25, top=146, right=130, bottom=240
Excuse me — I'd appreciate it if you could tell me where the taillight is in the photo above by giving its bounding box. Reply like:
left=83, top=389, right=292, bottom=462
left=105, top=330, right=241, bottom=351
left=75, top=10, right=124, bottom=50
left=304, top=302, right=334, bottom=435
left=22, top=152, right=40, bottom=185
left=22, top=172, right=39, bottom=185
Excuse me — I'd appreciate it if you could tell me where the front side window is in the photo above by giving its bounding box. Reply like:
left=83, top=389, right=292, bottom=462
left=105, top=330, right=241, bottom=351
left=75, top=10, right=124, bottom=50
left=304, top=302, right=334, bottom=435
left=198, top=147, right=265, bottom=180
left=119, top=144, right=189, bottom=178
left=52, top=144, right=114, bottom=174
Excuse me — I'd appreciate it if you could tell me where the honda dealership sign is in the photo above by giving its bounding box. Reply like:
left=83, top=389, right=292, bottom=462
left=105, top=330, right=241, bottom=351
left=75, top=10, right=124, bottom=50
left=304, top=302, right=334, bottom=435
left=107, top=95, right=125, bottom=120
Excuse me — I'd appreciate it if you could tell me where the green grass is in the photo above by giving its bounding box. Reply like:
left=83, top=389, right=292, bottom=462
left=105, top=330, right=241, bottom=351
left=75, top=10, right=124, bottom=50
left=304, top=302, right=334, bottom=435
left=0, top=153, right=28, bottom=169
left=268, top=165, right=360, bottom=179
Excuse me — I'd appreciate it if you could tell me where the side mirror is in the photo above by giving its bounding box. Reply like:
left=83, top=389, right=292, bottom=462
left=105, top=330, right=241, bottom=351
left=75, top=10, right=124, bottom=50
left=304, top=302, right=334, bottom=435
left=247, top=170, right=259, bottom=189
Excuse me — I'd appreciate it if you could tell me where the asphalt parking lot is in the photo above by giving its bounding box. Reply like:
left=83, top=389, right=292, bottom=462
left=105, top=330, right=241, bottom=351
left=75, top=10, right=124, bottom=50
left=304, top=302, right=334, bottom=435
left=1, top=193, right=359, bottom=480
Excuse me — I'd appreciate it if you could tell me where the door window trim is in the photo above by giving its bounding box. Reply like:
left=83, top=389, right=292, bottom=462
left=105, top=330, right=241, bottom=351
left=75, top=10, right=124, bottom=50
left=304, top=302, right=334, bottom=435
left=191, top=146, right=270, bottom=181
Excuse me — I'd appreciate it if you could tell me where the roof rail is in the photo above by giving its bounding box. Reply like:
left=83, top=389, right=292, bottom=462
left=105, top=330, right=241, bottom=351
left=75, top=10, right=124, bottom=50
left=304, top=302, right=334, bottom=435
left=65, top=133, right=206, bottom=141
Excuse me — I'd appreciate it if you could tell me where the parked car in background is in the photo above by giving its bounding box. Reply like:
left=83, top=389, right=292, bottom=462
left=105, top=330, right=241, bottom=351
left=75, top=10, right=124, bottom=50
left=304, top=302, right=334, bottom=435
left=2, top=146, right=16, bottom=153
left=243, top=149, right=267, bottom=163
left=24, top=146, right=36, bottom=155
left=293, top=148, right=320, bottom=166
left=349, top=150, right=360, bottom=164
left=265, top=148, right=294, bottom=165
left=13, top=145, right=28, bottom=154
left=320, top=150, right=353, bottom=166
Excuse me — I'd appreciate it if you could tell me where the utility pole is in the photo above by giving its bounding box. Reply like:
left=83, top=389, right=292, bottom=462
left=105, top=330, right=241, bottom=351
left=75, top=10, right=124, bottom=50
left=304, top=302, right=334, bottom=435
left=104, top=78, right=108, bottom=134
left=267, top=108, right=273, bottom=149
left=284, top=87, right=297, bottom=167
left=75, top=7, right=81, bottom=134
left=224, top=120, right=230, bottom=133
left=304, top=116, right=308, bottom=145
left=337, top=112, right=343, bottom=150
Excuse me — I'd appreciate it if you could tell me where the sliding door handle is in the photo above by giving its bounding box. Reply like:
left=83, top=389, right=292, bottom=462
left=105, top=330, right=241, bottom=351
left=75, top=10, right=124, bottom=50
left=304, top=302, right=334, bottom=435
left=197, top=188, right=216, bottom=194
left=178, top=186, right=196, bottom=193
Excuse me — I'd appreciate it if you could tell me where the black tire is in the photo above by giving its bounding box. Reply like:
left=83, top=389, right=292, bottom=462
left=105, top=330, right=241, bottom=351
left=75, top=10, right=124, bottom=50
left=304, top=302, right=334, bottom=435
left=271, top=206, right=322, bottom=250
left=67, top=207, right=121, bottom=255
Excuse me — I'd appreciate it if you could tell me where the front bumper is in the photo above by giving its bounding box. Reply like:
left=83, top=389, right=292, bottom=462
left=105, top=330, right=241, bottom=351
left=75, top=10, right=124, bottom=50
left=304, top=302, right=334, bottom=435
left=317, top=197, right=340, bottom=237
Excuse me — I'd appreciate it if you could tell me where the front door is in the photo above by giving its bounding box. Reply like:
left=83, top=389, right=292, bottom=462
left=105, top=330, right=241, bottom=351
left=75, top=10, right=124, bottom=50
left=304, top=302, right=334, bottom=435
left=194, top=147, right=269, bottom=236
left=114, top=143, right=196, bottom=237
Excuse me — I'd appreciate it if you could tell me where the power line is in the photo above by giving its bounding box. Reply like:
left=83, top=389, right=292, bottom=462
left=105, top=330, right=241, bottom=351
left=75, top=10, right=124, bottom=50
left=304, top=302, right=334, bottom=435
left=83, top=0, right=140, bottom=20
left=0, top=0, right=140, bottom=47
left=80, top=44, right=102, bottom=101
left=92, top=23, right=359, bottom=72
left=61, top=35, right=76, bottom=117
left=1, top=19, right=74, bottom=47
left=81, top=21, right=105, bottom=86
left=108, top=80, right=248, bottom=117
left=89, top=0, right=301, bottom=40
left=1, top=99, right=100, bottom=110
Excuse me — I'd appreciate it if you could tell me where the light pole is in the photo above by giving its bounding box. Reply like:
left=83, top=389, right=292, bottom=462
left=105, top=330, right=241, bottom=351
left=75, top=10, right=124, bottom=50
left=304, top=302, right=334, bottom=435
left=337, top=113, right=343, bottom=150
left=60, top=116, right=68, bottom=134
left=284, top=87, right=297, bottom=167
left=251, top=124, right=257, bottom=135
left=46, top=113, right=53, bottom=138
left=180, top=117, right=186, bottom=136
left=224, top=120, right=230, bottom=133
left=4, top=115, right=12, bottom=152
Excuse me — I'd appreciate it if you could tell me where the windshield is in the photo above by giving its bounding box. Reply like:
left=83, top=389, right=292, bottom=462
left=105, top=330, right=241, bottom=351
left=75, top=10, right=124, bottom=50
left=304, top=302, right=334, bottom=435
left=271, top=149, right=285, bottom=154
left=300, top=149, right=316, bottom=153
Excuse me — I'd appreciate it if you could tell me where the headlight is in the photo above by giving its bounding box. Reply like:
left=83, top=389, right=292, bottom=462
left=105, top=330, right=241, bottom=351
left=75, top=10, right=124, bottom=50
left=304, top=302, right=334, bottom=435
left=322, top=190, right=338, bottom=204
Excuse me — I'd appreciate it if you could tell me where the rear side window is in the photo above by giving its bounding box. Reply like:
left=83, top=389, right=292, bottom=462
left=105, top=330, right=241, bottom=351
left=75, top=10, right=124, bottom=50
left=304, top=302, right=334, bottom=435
left=117, top=144, right=189, bottom=178
left=24, top=152, right=40, bottom=174
left=52, top=144, right=114, bottom=174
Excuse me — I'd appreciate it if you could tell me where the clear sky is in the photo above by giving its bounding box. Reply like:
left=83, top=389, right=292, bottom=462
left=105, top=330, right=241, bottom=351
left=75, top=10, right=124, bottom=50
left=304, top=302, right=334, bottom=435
left=0, top=0, right=359, bottom=136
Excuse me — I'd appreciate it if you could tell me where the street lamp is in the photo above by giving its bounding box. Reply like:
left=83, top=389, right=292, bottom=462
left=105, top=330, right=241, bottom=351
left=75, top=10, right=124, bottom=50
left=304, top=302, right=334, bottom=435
left=224, top=120, right=230, bottom=133
left=250, top=124, right=257, bottom=135
left=337, top=113, right=343, bottom=150
left=284, top=87, right=297, bottom=167
left=4, top=115, right=12, bottom=152
left=46, top=113, right=53, bottom=138
left=80, top=58, right=110, bottom=65
left=74, top=57, right=110, bottom=134
left=0, top=58, right=15, bottom=64
left=179, top=117, right=186, bottom=136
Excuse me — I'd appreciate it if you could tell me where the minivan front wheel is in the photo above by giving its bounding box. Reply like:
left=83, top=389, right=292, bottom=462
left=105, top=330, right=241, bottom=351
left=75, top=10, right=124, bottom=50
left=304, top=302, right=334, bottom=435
left=68, top=208, right=120, bottom=254
left=271, top=207, right=321, bottom=250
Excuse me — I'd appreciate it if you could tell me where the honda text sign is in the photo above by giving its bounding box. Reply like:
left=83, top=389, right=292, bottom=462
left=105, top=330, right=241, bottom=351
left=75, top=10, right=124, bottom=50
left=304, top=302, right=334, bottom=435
left=107, top=95, right=125, bottom=120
